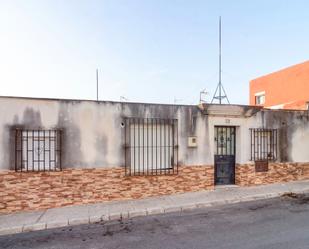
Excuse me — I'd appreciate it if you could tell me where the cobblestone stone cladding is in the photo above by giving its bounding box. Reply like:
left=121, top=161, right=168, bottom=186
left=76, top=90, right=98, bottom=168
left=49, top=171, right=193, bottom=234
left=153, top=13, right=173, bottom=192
left=236, top=163, right=309, bottom=186
left=0, top=166, right=214, bottom=214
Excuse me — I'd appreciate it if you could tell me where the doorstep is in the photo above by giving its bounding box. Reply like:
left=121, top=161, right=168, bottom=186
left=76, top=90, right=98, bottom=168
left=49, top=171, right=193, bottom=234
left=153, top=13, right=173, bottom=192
left=215, top=184, right=239, bottom=190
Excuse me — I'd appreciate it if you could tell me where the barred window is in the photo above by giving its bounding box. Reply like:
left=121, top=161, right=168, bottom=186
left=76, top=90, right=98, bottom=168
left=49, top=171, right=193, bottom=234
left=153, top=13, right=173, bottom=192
left=15, top=129, right=62, bottom=172
left=250, top=128, right=277, bottom=161
left=124, top=118, right=178, bottom=176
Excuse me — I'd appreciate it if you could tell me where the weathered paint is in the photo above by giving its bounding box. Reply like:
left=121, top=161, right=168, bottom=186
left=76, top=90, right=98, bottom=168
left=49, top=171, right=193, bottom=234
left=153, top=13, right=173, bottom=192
left=0, top=96, right=309, bottom=170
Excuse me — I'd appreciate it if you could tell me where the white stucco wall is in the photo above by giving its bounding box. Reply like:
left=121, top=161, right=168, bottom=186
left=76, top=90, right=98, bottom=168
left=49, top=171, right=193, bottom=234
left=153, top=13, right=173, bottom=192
left=0, top=97, right=308, bottom=170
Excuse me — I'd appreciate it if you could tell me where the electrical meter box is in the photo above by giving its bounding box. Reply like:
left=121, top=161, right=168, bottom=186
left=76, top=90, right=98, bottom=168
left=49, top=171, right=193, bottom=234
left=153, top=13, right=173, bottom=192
left=188, top=136, right=197, bottom=147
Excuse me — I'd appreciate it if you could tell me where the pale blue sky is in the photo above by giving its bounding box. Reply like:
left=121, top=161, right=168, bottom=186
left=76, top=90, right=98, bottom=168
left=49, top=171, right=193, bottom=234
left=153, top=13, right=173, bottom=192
left=0, top=0, right=308, bottom=105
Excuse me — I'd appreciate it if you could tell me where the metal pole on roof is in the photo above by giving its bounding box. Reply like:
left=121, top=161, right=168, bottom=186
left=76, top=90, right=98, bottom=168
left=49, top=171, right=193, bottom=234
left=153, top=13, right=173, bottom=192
left=96, top=69, right=99, bottom=101
left=219, top=16, right=222, bottom=104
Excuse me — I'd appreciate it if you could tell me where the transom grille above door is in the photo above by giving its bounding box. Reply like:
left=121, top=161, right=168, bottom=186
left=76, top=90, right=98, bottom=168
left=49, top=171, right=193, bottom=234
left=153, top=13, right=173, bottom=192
left=214, top=126, right=235, bottom=155
left=124, top=118, right=178, bottom=176
left=15, top=129, right=62, bottom=172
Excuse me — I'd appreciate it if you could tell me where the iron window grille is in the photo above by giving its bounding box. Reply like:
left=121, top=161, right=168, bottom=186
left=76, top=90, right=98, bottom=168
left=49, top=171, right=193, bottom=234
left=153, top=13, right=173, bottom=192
left=250, top=128, right=277, bottom=161
left=124, top=118, right=178, bottom=176
left=15, top=129, right=62, bottom=172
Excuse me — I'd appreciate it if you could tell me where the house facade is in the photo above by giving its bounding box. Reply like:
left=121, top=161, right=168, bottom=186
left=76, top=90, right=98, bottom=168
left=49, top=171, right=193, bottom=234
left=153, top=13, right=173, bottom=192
left=0, top=96, right=309, bottom=214
left=250, top=60, right=309, bottom=110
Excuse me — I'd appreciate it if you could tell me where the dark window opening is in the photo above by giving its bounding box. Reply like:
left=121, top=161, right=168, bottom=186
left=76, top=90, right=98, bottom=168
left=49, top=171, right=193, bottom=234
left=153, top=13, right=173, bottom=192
left=250, top=128, right=277, bottom=161
left=255, top=94, right=265, bottom=105
left=15, top=129, right=62, bottom=172
left=124, top=118, right=178, bottom=176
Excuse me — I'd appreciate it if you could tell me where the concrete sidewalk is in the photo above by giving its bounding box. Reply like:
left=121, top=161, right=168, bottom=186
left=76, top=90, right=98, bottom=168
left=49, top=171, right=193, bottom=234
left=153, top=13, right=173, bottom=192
left=1, top=180, right=309, bottom=236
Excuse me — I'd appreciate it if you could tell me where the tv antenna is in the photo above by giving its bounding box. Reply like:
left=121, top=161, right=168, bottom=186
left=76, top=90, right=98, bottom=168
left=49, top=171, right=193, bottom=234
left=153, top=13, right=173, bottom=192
left=211, top=16, right=230, bottom=104
left=199, top=89, right=208, bottom=104
left=120, top=96, right=129, bottom=101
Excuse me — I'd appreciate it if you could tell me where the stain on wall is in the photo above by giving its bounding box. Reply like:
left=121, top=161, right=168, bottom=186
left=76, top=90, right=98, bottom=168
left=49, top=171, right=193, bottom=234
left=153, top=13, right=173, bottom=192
left=0, top=97, right=309, bottom=170
left=57, top=102, right=82, bottom=168
left=22, top=108, right=43, bottom=127
left=264, top=110, right=309, bottom=162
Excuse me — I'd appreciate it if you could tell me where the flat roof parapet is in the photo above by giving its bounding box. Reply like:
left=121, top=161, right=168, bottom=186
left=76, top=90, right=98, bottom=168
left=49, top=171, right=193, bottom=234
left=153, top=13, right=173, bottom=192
left=198, top=103, right=263, bottom=117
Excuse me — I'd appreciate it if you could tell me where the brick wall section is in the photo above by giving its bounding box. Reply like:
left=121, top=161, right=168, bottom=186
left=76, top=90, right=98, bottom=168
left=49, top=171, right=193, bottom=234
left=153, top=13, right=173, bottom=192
left=236, top=163, right=309, bottom=186
left=0, top=165, right=214, bottom=214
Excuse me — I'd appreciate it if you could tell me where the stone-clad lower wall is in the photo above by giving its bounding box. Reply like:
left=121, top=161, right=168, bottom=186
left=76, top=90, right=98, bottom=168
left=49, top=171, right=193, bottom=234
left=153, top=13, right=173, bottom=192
left=236, top=163, right=309, bottom=186
left=2, top=163, right=308, bottom=214
left=0, top=165, right=214, bottom=214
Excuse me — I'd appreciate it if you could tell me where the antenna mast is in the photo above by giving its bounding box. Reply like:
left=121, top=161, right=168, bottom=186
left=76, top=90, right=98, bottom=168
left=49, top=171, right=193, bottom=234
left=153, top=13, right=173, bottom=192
left=211, top=16, right=230, bottom=104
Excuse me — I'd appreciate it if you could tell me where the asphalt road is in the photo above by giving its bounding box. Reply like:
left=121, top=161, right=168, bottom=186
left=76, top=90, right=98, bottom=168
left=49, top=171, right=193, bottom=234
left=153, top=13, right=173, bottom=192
left=1, top=193, right=309, bottom=249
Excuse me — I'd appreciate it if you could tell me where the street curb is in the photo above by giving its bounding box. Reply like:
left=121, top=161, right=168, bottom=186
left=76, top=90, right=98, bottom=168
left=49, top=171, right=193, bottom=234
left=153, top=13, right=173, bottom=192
left=1, top=186, right=309, bottom=236
left=46, top=220, right=68, bottom=229
left=0, top=226, right=23, bottom=236
left=23, top=223, right=46, bottom=233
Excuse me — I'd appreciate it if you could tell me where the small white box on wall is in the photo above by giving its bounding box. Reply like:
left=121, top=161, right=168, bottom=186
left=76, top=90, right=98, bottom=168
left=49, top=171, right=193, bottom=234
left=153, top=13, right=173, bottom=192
left=188, top=136, right=197, bottom=147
